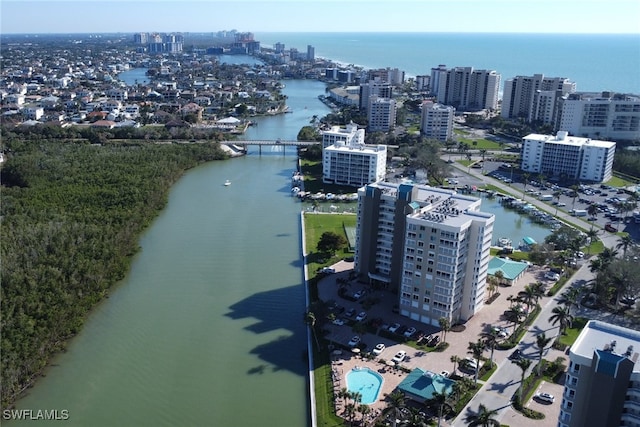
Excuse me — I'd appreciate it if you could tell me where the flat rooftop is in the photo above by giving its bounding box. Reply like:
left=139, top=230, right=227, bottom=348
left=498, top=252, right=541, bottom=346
left=524, top=132, right=616, bottom=149
left=571, top=320, right=640, bottom=372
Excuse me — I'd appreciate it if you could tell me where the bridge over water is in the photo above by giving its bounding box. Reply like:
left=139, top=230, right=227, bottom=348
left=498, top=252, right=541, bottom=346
left=221, top=139, right=319, bottom=154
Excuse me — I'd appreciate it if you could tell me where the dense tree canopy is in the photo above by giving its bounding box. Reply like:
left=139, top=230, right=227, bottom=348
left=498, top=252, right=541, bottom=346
left=0, top=134, right=227, bottom=408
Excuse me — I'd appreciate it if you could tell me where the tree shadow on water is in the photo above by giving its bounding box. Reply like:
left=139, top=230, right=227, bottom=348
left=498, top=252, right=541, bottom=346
left=226, top=283, right=308, bottom=377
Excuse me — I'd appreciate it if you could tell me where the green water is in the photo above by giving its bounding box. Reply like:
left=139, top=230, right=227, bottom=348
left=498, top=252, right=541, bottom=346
left=8, top=79, right=333, bottom=427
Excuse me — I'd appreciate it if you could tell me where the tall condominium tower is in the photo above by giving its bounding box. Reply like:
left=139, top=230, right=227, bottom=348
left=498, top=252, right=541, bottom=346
left=420, top=101, right=455, bottom=141
left=501, top=74, right=576, bottom=124
left=558, top=320, right=640, bottom=427
left=367, top=97, right=397, bottom=132
left=355, top=183, right=494, bottom=325
left=432, top=66, right=501, bottom=111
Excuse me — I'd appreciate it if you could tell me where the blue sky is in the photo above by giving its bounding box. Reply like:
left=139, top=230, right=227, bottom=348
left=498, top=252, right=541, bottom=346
left=1, top=0, right=639, bottom=34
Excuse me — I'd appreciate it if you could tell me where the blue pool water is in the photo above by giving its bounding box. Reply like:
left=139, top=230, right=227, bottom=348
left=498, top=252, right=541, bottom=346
left=346, top=367, right=383, bottom=405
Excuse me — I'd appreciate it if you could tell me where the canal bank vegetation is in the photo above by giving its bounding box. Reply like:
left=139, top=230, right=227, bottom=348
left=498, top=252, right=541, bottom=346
left=0, top=134, right=228, bottom=409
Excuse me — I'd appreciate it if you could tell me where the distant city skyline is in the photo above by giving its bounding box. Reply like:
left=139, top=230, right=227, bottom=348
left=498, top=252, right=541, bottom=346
left=1, top=0, right=639, bottom=35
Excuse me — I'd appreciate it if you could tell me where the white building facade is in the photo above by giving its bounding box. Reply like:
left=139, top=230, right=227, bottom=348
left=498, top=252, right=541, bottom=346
left=521, top=131, right=616, bottom=183
left=321, top=122, right=365, bottom=149
left=367, top=97, right=397, bottom=132
left=501, top=74, right=576, bottom=123
left=557, top=92, right=640, bottom=142
left=322, top=140, right=387, bottom=188
left=420, top=101, right=454, bottom=141
left=355, top=183, right=494, bottom=326
left=432, top=66, right=501, bottom=111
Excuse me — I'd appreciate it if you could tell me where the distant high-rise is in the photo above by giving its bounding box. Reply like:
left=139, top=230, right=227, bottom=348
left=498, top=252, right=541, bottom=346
left=432, top=66, right=500, bottom=111
left=420, top=101, right=454, bottom=141
left=367, top=97, right=397, bottom=132
left=558, top=320, right=640, bottom=427
left=359, top=78, right=393, bottom=111
left=521, top=131, right=616, bottom=183
left=274, top=42, right=285, bottom=54
left=307, top=45, right=315, bottom=61
left=501, top=74, right=576, bottom=124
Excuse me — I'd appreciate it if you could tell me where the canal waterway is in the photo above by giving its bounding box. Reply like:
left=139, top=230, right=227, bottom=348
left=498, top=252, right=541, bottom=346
left=9, top=80, right=331, bottom=427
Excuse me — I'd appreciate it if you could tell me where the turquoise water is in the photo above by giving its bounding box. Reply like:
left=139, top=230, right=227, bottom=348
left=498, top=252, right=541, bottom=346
left=346, top=368, right=383, bottom=404
left=257, top=32, right=640, bottom=94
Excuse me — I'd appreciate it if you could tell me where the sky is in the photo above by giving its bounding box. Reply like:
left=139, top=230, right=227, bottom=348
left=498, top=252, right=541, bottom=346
left=1, top=0, right=639, bottom=34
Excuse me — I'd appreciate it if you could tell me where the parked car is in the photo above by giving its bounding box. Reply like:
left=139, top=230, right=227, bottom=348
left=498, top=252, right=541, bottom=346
left=332, top=318, right=346, bottom=326
left=492, top=326, right=508, bottom=338
left=345, top=308, right=356, bottom=318
left=509, top=349, right=522, bottom=360
left=372, top=343, right=386, bottom=355
left=388, top=323, right=401, bottom=333
left=535, top=392, right=555, bottom=403
left=320, top=267, right=336, bottom=274
left=545, top=272, right=560, bottom=281
left=348, top=336, right=361, bottom=347
left=427, top=335, right=440, bottom=347
left=463, top=357, right=478, bottom=371
left=404, top=327, right=417, bottom=337
left=392, top=350, right=407, bottom=363
left=355, top=311, right=367, bottom=322
left=353, top=289, right=367, bottom=300
left=440, top=370, right=450, bottom=378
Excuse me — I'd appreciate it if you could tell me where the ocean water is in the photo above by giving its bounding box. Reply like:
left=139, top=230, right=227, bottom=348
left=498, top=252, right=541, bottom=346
left=256, top=32, right=640, bottom=94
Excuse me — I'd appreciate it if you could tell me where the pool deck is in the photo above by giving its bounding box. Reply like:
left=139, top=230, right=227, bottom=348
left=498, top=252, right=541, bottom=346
left=323, top=260, right=567, bottom=426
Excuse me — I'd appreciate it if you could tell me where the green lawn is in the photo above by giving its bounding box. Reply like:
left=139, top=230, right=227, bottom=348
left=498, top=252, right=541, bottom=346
left=453, top=129, right=502, bottom=150
left=300, top=159, right=357, bottom=194
left=584, top=239, right=605, bottom=255
left=606, top=175, right=638, bottom=187
left=304, top=213, right=356, bottom=274
left=557, top=317, right=588, bottom=348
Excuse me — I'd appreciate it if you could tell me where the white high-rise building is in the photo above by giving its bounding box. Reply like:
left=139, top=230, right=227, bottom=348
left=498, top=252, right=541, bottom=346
left=558, top=320, right=640, bottom=427
left=321, top=122, right=365, bottom=149
left=521, top=131, right=616, bottom=183
left=501, top=74, right=576, bottom=123
left=557, top=92, right=640, bottom=142
left=420, top=101, right=455, bottom=141
left=322, top=136, right=387, bottom=187
left=432, top=66, right=501, bottom=111
left=359, top=78, right=393, bottom=110
left=367, top=97, right=397, bottom=132
left=355, top=182, right=494, bottom=325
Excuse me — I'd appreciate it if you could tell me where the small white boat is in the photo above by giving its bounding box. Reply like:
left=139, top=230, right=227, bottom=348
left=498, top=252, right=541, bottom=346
left=224, top=180, right=231, bottom=186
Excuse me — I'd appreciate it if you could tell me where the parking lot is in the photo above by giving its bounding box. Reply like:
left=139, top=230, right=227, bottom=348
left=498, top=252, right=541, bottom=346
left=471, top=160, right=640, bottom=242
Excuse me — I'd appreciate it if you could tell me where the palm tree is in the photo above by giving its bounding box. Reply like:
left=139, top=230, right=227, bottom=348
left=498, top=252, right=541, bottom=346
left=586, top=228, right=599, bottom=254
left=438, top=317, right=451, bottom=344
left=553, top=190, right=562, bottom=214
left=464, top=404, right=500, bottom=426
left=598, top=246, right=620, bottom=269
left=480, top=329, right=499, bottom=368
left=493, top=270, right=505, bottom=287
left=304, top=311, right=320, bottom=349
left=511, top=358, right=532, bottom=405
left=549, top=305, right=574, bottom=335
left=616, top=234, right=634, bottom=258
left=425, top=390, right=452, bottom=427
left=587, top=204, right=599, bottom=223
left=404, top=407, right=428, bottom=427
left=570, top=184, right=580, bottom=209
left=522, top=172, right=531, bottom=198
left=450, top=354, right=460, bottom=374
left=517, top=284, right=537, bottom=313
left=358, top=403, right=371, bottom=426
left=382, top=391, right=407, bottom=427
left=344, top=403, right=356, bottom=425
left=467, top=339, right=485, bottom=384
left=535, top=333, right=553, bottom=376
left=557, top=287, right=580, bottom=315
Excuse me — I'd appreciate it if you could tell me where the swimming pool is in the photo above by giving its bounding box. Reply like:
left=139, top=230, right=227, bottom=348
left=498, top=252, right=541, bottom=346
left=346, top=367, right=384, bottom=404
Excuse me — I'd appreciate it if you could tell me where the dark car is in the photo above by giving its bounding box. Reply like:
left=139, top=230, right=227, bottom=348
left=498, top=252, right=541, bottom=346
left=345, top=308, right=356, bottom=318
left=509, top=349, right=522, bottom=360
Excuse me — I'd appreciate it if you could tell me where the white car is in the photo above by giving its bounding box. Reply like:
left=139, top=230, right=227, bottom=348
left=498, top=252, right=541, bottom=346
left=404, top=327, right=417, bottom=337
left=491, top=326, right=508, bottom=338
left=392, top=350, right=406, bottom=363
left=535, top=392, right=555, bottom=403
left=348, top=336, right=361, bottom=347
left=355, top=311, right=367, bottom=322
left=332, top=318, right=345, bottom=326
left=388, top=323, right=401, bottom=333
left=440, top=370, right=450, bottom=378
left=464, top=357, right=478, bottom=371
left=372, top=343, right=386, bottom=355
left=320, top=267, right=336, bottom=274
left=545, top=272, right=560, bottom=281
